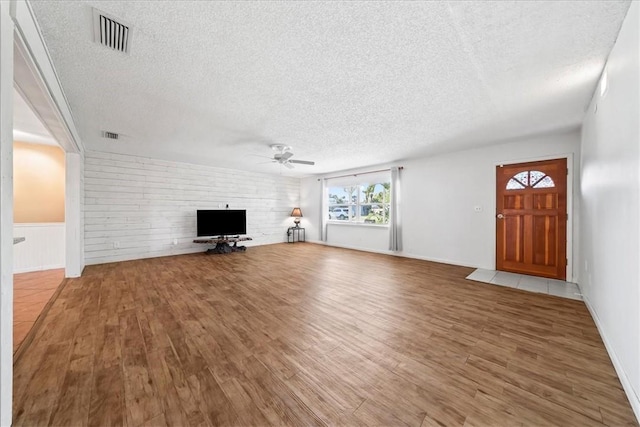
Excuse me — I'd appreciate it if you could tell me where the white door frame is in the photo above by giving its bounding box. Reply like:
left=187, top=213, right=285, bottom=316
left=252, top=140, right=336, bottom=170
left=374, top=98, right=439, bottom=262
left=0, top=2, right=15, bottom=425
left=13, top=0, right=84, bottom=276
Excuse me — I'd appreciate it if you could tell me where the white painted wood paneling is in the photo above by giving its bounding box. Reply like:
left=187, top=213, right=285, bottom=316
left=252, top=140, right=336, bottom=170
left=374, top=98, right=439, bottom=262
left=13, top=223, right=65, bottom=273
left=80, top=152, right=85, bottom=273
left=84, top=151, right=300, bottom=265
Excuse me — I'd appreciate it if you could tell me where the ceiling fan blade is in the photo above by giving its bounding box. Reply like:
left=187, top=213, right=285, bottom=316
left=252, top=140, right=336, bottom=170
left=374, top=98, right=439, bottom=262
left=250, top=153, right=273, bottom=160
left=289, top=159, right=315, bottom=165
left=283, top=162, right=295, bottom=169
left=280, top=151, right=294, bottom=160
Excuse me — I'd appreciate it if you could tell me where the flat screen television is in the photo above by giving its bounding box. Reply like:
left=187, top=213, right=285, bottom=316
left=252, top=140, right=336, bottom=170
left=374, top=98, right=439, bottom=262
left=197, top=209, right=246, bottom=237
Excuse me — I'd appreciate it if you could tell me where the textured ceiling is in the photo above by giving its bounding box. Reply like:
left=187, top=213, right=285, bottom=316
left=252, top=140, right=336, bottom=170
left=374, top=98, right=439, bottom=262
left=30, top=1, right=630, bottom=175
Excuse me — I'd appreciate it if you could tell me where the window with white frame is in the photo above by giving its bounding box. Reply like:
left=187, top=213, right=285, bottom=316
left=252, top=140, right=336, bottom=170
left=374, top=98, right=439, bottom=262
left=327, top=180, right=390, bottom=224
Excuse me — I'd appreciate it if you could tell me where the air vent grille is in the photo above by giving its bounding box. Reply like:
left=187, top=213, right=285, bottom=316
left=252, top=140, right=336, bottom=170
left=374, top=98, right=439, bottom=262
left=102, top=131, right=119, bottom=140
left=93, top=9, right=131, bottom=54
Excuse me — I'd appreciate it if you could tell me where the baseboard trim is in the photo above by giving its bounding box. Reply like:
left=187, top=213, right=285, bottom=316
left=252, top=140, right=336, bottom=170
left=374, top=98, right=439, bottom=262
left=583, top=295, right=640, bottom=423
left=14, top=264, right=65, bottom=274
left=306, top=240, right=479, bottom=269
left=394, top=251, right=479, bottom=269
left=306, top=240, right=393, bottom=256
left=84, top=240, right=290, bottom=266
left=85, top=247, right=206, bottom=266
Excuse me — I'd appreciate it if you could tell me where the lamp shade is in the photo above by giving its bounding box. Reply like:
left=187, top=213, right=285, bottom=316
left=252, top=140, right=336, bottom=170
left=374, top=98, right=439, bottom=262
left=290, top=207, right=303, bottom=218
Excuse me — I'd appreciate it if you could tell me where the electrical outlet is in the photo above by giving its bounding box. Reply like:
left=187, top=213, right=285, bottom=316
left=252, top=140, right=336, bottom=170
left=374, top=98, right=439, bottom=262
left=173, top=238, right=178, bottom=245
left=113, top=241, right=120, bottom=249
left=473, top=206, right=482, bottom=212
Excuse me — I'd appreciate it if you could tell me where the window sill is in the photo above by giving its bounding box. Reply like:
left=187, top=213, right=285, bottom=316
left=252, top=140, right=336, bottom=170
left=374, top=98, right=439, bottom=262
left=327, top=221, right=389, bottom=228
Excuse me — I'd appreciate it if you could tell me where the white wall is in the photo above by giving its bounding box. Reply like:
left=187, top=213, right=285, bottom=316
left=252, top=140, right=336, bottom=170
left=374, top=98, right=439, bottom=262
left=402, top=131, right=580, bottom=275
left=84, top=151, right=299, bottom=265
left=299, top=177, right=322, bottom=241
left=80, top=152, right=85, bottom=272
left=65, top=152, right=84, bottom=277
left=323, top=223, right=390, bottom=253
left=13, top=223, right=65, bottom=273
left=302, top=130, right=581, bottom=277
left=579, top=1, right=639, bottom=419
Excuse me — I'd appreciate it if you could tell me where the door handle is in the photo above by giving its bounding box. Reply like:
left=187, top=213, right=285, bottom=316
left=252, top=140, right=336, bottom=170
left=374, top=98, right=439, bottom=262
left=497, top=213, right=505, bottom=219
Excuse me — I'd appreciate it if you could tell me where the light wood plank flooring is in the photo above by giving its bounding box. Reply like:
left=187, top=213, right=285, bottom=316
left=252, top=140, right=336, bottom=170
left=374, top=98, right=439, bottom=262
left=13, top=244, right=637, bottom=426
left=13, top=268, right=65, bottom=352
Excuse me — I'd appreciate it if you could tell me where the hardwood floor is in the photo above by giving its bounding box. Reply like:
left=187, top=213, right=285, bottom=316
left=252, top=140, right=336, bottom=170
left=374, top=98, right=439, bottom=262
left=12, top=244, right=637, bottom=426
left=13, top=268, right=65, bottom=352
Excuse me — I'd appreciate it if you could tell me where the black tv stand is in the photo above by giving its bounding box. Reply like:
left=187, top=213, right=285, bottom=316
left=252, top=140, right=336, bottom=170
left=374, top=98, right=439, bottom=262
left=206, top=242, right=246, bottom=254
left=193, top=236, right=253, bottom=254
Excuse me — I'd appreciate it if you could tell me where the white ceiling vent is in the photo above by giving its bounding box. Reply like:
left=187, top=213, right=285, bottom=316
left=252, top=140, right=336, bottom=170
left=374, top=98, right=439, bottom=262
left=102, top=131, right=119, bottom=140
left=93, top=8, right=132, bottom=54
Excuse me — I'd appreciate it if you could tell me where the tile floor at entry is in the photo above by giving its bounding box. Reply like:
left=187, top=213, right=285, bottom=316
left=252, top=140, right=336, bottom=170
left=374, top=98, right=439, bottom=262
left=466, top=269, right=582, bottom=301
left=13, top=268, right=65, bottom=352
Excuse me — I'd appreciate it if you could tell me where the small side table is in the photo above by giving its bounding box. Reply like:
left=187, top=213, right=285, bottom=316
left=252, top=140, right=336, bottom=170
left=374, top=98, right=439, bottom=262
left=287, top=227, right=305, bottom=243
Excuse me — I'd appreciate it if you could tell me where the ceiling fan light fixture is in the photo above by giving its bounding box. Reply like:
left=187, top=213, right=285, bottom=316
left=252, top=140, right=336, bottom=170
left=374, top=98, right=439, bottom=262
left=270, top=144, right=291, bottom=152
left=266, top=144, right=315, bottom=169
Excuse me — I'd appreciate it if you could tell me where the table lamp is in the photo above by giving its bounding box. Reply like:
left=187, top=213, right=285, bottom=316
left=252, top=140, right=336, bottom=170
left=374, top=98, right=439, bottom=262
left=290, top=207, right=303, bottom=228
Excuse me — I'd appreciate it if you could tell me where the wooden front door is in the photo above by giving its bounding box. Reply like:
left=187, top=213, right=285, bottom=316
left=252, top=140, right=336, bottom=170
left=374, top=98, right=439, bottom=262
left=496, top=158, right=567, bottom=280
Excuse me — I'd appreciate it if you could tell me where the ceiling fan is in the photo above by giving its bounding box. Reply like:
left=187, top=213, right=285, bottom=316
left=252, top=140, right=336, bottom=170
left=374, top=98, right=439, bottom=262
left=269, top=144, right=315, bottom=169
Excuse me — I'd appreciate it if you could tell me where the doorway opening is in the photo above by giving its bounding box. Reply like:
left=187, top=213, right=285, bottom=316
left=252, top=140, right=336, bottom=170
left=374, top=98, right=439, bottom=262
left=12, top=89, right=67, bottom=354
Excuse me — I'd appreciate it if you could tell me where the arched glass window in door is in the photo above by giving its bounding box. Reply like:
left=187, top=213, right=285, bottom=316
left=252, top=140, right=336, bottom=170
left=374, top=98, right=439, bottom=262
left=506, top=170, right=555, bottom=190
